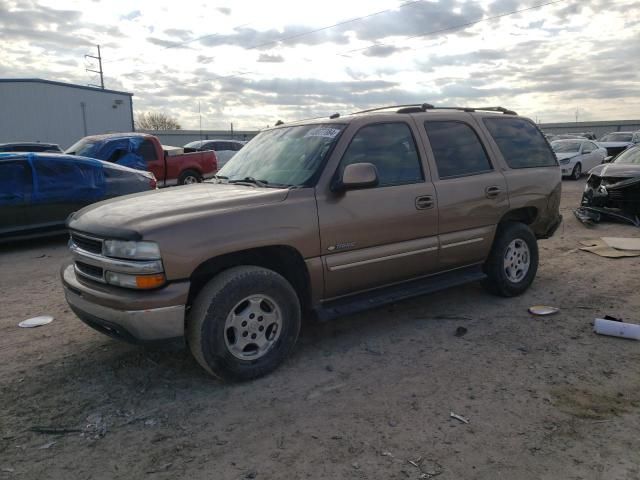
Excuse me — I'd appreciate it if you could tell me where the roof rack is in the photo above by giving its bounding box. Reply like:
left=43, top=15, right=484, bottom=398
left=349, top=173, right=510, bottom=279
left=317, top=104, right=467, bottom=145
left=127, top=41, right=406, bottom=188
left=351, top=103, right=435, bottom=115
left=351, top=104, right=517, bottom=115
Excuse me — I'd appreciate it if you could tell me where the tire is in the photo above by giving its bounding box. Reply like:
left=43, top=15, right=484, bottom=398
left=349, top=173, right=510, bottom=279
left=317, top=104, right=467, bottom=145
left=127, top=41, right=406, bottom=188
left=482, top=222, right=538, bottom=297
left=187, top=266, right=301, bottom=381
left=178, top=170, right=202, bottom=185
left=571, top=163, right=582, bottom=180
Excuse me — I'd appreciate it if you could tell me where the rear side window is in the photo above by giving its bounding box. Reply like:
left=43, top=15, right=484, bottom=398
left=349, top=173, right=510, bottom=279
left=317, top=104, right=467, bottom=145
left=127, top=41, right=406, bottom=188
left=339, top=122, right=423, bottom=186
left=138, top=140, right=158, bottom=162
left=424, top=121, right=492, bottom=178
left=483, top=117, right=557, bottom=168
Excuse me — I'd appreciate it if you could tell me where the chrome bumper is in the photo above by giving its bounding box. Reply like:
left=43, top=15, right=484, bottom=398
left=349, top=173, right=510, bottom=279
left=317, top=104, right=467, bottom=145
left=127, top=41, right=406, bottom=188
left=62, top=264, right=187, bottom=342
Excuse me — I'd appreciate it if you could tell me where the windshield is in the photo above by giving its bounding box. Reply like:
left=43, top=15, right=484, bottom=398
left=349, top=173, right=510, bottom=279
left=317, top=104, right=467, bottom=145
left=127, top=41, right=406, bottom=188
left=613, top=146, right=640, bottom=165
left=65, top=139, right=100, bottom=157
left=218, top=124, right=345, bottom=186
left=600, top=133, right=632, bottom=142
left=184, top=141, right=205, bottom=148
left=551, top=141, right=581, bottom=153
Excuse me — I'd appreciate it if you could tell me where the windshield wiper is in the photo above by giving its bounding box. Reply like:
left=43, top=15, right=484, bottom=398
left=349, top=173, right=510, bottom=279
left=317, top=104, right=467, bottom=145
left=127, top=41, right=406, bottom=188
left=228, top=176, right=269, bottom=187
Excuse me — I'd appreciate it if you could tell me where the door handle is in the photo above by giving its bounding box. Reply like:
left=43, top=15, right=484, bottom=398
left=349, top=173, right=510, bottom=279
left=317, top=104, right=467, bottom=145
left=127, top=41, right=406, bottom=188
left=415, top=195, right=434, bottom=210
left=485, top=186, right=502, bottom=199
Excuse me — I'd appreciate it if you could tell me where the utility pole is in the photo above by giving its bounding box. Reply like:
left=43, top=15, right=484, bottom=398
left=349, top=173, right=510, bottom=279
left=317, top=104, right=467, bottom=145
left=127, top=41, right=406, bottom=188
left=85, top=45, right=104, bottom=89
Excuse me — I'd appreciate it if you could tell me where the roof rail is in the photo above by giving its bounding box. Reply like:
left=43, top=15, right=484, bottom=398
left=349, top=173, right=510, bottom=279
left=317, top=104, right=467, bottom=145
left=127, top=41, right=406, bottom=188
left=351, top=104, right=517, bottom=116
left=351, top=103, right=434, bottom=115
left=474, top=106, right=518, bottom=115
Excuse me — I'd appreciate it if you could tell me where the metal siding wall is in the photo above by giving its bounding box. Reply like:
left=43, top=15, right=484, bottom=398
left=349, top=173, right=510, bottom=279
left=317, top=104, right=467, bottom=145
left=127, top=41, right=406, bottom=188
left=540, top=121, right=640, bottom=139
left=138, top=129, right=258, bottom=146
left=0, top=81, right=133, bottom=148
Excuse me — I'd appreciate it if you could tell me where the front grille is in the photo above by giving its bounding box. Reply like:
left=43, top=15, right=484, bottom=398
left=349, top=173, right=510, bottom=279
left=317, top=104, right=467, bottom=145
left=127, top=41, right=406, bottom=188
left=71, top=233, right=102, bottom=254
left=76, top=261, right=104, bottom=279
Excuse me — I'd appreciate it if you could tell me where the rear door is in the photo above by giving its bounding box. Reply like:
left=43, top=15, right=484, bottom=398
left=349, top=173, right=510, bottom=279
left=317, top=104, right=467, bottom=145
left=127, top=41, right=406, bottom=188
left=0, top=158, right=33, bottom=236
left=316, top=121, right=439, bottom=298
left=138, top=139, right=164, bottom=182
left=419, top=119, right=509, bottom=270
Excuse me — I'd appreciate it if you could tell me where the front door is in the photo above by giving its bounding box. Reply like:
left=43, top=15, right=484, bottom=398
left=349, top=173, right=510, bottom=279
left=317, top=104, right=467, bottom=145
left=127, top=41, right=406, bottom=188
left=316, top=121, right=439, bottom=299
left=419, top=119, right=509, bottom=270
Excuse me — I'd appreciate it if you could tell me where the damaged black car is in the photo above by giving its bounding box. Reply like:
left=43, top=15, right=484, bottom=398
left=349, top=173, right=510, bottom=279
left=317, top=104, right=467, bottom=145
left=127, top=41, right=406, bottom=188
left=577, top=145, right=640, bottom=226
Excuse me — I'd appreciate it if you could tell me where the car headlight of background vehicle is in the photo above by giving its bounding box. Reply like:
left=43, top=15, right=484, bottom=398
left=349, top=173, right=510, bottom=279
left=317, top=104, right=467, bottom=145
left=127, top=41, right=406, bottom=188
left=559, top=158, right=571, bottom=165
left=103, top=240, right=161, bottom=260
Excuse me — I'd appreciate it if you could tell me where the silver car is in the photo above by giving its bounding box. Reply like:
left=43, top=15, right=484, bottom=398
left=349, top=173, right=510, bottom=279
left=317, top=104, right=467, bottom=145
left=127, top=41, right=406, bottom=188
left=184, top=140, right=245, bottom=169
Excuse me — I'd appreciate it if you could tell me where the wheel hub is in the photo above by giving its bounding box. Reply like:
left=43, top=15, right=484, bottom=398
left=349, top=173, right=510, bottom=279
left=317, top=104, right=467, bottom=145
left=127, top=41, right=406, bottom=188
left=224, top=295, right=282, bottom=360
left=503, top=238, right=531, bottom=283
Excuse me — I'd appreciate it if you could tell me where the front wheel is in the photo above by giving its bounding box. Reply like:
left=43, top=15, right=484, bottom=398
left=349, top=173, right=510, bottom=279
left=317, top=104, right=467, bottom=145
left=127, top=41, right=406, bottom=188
left=187, top=266, right=301, bottom=381
left=178, top=169, right=202, bottom=185
left=571, top=163, right=582, bottom=180
left=482, top=222, right=538, bottom=297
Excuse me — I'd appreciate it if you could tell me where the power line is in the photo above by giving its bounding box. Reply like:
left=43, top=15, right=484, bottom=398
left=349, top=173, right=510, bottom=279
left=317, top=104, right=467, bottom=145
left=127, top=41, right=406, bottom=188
left=340, top=0, right=570, bottom=56
left=105, top=0, right=423, bottom=64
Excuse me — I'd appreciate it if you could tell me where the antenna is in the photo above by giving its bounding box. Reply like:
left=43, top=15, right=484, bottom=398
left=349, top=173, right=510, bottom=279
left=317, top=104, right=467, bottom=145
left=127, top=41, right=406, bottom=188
left=85, top=45, right=104, bottom=89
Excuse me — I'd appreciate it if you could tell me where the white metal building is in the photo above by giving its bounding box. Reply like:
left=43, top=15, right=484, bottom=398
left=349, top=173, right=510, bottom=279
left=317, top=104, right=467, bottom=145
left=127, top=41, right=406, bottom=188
left=0, top=79, right=134, bottom=149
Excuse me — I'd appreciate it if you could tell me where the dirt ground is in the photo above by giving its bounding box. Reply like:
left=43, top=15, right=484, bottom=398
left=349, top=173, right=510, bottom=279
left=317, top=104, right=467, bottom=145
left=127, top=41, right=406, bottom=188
left=1, top=179, right=639, bottom=480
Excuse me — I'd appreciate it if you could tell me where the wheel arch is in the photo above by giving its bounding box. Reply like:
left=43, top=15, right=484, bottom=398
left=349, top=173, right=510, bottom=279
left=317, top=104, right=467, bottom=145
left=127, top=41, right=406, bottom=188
left=187, top=245, right=311, bottom=312
left=498, top=207, right=538, bottom=227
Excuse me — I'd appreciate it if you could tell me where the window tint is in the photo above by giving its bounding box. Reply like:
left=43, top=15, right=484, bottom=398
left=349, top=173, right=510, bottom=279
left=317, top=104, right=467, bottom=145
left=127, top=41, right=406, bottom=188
left=138, top=140, right=158, bottom=162
left=0, top=160, right=31, bottom=204
left=484, top=118, right=557, bottom=168
left=424, top=121, right=492, bottom=178
left=230, top=142, right=243, bottom=151
left=339, top=123, right=423, bottom=186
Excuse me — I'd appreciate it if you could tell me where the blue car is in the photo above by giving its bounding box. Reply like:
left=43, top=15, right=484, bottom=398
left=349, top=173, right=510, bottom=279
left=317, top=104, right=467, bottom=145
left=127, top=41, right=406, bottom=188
left=0, top=152, right=157, bottom=241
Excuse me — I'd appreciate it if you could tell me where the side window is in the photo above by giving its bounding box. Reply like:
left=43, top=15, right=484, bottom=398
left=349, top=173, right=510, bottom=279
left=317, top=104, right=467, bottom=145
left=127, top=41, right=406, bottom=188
left=581, top=142, right=592, bottom=153
left=483, top=117, right=557, bottom=168
left=231, top=142, right=243, bottom=151
left=0, top=160, right=31, bottom=204
left=339, top=123, right=423, bottom=186
left=31, top=157, right=105, bottom=203
left=424, top=121, right=492, bottom=178
left=138, top=140, right=158, bottom=162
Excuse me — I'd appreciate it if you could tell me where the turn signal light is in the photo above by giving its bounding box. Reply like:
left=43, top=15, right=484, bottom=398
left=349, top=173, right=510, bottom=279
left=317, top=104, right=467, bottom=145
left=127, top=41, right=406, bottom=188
left=135, top=274, right=166, bottom=289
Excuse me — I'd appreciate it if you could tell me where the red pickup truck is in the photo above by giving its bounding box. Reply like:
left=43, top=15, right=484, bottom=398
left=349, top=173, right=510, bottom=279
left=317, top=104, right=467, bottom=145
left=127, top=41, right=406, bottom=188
left=65, top=133, right=217, bottom=186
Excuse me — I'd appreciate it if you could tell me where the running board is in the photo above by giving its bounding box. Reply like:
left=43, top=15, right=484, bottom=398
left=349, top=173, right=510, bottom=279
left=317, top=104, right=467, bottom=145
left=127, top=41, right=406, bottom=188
left=314, top=265, right=486, bottom=322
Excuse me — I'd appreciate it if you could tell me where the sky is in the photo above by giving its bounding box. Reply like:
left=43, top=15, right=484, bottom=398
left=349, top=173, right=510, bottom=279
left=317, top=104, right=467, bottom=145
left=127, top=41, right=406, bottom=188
left=1, top=0, right=639, bottom=130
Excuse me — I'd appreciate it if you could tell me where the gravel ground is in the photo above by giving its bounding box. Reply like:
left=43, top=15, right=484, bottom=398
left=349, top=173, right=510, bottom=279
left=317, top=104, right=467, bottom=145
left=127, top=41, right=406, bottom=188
left=1, top=179, right=639, bottom=480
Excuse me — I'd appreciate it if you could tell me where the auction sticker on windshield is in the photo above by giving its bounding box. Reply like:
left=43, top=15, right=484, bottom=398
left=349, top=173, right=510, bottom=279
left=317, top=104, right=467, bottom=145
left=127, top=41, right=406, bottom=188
left=304, top=127, right=342, bottom=138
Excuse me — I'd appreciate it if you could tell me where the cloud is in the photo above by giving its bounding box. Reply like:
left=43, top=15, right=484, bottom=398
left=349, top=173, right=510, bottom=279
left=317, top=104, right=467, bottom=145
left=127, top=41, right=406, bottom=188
left=121, top=10, right=141, bottom=21
left=164, top=28, right=193, bottom=40
left=257, top=53, right=285, bottom=63
left=362, top=45, right=407, bottom=58
left=217, top=7, right=231, bottom=15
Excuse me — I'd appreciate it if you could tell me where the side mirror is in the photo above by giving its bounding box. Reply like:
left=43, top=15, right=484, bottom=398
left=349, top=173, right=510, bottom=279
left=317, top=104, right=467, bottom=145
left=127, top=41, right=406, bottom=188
left=333, top=162, right=379, bottom=191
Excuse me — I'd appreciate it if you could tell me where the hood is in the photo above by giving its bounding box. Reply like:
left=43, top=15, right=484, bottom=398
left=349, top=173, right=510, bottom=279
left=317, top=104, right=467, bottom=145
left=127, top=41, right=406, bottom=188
left=597, top=141, right=633, bottom=148
left=68, top=183, right=290, bottom=239
left=555, top=152, right=580, bottom=161
left=588, top=163, right=640, bottom=178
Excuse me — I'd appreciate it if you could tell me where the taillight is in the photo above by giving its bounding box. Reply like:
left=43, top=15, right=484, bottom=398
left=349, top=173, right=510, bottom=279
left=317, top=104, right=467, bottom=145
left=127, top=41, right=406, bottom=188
left=147, top=173, right=158, bottom=189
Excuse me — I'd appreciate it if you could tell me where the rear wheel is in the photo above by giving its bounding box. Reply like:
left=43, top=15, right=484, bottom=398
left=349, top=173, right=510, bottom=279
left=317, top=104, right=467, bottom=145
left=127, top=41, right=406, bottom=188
left=571, top=163, right=582, bottom=180
left=187, top=266, right=301, bottom=381
left=178, top=169, right=202, bottom=185
left=482, top=222, right=538, bottom=297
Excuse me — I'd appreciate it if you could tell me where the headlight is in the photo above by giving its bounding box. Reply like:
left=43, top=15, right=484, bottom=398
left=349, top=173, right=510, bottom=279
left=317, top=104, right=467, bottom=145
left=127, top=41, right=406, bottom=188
left=559, top=158, right=570, bottom=165
left=103, top=240, right=161, bottom=260
left=105, top=271, right=166, bottom=289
